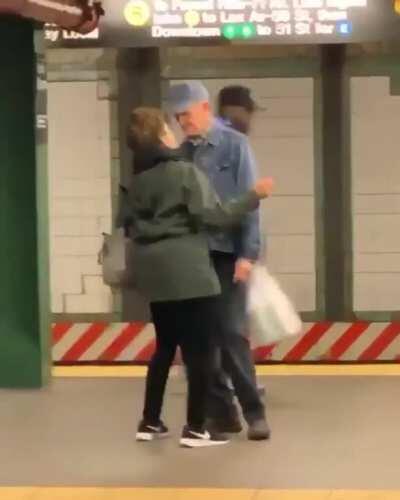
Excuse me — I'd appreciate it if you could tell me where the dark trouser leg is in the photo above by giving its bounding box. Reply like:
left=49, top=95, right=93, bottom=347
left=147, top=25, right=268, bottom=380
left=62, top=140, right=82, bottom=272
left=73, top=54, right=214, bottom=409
left=207, top=344, right=238, bottom=421
left=144, top=297, right=216, bottom=429
left=209, top=252, right=265, bottom=424
left=142, top=302, right=178, bottom=424
left=179, top=297, right=216, bottom=430
left=220, top=334, right=264, bottom=424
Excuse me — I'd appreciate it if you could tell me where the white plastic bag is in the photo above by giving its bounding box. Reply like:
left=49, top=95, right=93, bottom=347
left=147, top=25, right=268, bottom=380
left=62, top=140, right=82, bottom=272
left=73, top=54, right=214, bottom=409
left=247, top=264, right=303, bottom=347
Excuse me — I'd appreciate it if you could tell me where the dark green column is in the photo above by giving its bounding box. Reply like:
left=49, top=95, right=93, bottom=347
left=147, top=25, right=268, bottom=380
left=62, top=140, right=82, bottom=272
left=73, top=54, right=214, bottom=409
left=117, top=48, right=162, bottom=187
left=0, top=18, right=51, bottom=387
left=319, top=45, right=353, bottom=320
left=117, top=48, right=162, bottom=321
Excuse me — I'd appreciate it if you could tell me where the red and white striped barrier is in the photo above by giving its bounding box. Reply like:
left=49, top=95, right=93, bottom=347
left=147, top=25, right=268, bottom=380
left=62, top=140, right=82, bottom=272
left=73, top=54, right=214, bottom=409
left=52, top=322, right=400, bottom=363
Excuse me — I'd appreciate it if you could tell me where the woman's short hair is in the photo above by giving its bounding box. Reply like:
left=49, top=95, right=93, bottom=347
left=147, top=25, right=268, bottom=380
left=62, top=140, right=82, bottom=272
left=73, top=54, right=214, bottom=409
left=127, top=107, right=166, bottom=150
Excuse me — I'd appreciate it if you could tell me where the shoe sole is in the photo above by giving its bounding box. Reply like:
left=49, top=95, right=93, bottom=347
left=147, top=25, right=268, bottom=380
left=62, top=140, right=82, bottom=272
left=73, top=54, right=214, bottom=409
left=180, top=438, right=229, bottom=448
left=136, top=432, right=170, bottom=442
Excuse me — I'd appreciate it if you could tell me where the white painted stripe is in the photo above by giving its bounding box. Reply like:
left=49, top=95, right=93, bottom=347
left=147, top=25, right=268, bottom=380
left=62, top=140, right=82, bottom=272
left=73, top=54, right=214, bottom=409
left=270, top=323, right=314, bottom=360
left=79, top=323, right=127, bottom=362
left=340, top=323, right=389, bottom=361
left=52, top=323, right=92, bottom=361
left=270, top=336, right=301, bottom=360
left=303, top=323, right=350, bottom=361
left=28, top=0, right=82, bottom=16
left=116, top=324, right=156, bottom=361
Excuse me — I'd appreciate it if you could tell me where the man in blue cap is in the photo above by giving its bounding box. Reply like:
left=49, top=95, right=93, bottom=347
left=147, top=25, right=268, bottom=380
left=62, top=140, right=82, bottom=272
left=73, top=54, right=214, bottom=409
left=167, top=81, right=270, bottom=441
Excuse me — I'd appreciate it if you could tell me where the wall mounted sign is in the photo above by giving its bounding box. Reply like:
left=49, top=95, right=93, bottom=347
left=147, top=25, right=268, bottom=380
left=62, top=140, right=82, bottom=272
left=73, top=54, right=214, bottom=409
left=45, top=0, right=400, bottom=47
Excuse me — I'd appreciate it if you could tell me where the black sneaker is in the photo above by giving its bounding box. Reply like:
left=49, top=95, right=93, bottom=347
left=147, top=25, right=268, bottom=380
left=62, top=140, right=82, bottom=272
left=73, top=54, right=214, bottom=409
left=205, top=415, right=243, bottom=434
left=247, top=419, right=271, bottom=441
left=180, top=426, right=229, bottom=448
left=136, top=421, right=169, bottom=442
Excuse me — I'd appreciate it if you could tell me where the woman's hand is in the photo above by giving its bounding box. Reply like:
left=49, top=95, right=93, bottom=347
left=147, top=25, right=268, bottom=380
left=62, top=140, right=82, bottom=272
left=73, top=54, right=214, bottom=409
left=254, top=177, right=274, bottom=199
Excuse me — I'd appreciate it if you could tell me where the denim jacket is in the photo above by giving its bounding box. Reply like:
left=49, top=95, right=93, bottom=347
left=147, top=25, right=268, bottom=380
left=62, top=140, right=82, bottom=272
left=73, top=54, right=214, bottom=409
left=182, top=119, right=261, bottom=260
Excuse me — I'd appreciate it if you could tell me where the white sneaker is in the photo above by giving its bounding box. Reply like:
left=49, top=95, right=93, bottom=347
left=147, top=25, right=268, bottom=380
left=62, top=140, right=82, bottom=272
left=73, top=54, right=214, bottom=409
left=180, top=426, right=229, bottom=448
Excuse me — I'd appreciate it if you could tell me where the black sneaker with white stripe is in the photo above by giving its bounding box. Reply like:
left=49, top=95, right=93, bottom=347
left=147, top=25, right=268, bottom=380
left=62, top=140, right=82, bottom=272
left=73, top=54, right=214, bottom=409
left=136, top=421, right=169, bottom=442
left=180, top=425, right=229, bottom=448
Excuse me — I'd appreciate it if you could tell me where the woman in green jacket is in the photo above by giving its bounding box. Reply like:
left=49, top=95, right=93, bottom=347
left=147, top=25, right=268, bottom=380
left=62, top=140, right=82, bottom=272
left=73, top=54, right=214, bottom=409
left=122, top=108, right=273, bottom=448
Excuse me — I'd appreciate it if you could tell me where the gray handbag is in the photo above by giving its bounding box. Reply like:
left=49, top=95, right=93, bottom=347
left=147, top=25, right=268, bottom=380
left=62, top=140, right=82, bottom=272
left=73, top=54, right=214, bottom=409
left=98, top=228, right=135, bottom=288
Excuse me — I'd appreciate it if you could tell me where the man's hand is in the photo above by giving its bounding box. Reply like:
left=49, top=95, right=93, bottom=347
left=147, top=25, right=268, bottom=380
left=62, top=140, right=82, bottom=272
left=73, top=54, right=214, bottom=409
left=234, top=258, right=254, bottom=283
left=254, top=177, right=274, bottom=199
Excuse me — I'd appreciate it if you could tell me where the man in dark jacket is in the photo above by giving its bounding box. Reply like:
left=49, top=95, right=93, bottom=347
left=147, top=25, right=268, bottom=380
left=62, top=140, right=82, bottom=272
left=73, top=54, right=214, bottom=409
left=217, top=85, right=266, bottom=398
left=217, top=84, right=259, bottom=136
left=167, top=81, right=270, bottom=441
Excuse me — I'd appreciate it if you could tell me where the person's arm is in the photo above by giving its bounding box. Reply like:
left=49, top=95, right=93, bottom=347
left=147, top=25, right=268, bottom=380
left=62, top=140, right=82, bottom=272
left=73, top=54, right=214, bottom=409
left=235, top=137, right=261, bottom=261
left=184, top=163, right=260, bottom=228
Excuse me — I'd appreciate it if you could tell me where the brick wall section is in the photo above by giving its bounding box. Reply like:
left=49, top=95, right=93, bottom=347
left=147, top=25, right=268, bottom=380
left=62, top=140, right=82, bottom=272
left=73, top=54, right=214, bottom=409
left=47, top=49, right=119, bottom=314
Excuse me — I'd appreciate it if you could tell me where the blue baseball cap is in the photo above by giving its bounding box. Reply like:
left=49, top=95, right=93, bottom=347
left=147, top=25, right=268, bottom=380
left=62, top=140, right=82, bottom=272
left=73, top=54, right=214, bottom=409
left=167, top=81, right=210, bottom=114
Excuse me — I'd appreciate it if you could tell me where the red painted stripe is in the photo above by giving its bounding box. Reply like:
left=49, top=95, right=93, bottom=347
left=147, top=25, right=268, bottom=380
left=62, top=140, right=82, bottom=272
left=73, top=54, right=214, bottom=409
left=253, top=344, right=275, bottom=361
left=134, top=340, right=156, bottom=362
left=327, top=322, right=370, bottom=361
left=98, top=323, right=145, bottom=362
left=283, top=322, right=333, bottom=362
left=358, top=323, right=400, bottom=361
left=121, top=341, right=276, bottom=363
left=133, top=340, right=274, bottom=364
left=61, top=323, right=108, bottom=362
left=52, top=323, right=73, bottom=344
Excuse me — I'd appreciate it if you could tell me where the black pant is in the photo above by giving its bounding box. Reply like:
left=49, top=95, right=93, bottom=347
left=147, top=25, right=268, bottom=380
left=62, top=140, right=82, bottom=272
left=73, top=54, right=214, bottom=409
left=143, top=296, right=217, bottom=430
left=208, top=252, right=265, bottom=424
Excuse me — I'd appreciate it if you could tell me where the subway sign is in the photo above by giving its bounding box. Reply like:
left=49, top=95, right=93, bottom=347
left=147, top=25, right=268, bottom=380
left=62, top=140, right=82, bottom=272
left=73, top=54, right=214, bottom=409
left=45, top=0, right=400, bottom=47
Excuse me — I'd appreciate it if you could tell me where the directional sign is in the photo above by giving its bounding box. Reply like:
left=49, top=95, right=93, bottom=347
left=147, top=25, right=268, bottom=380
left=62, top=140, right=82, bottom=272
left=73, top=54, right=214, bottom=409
left=45, top=0, right=400, bottom=47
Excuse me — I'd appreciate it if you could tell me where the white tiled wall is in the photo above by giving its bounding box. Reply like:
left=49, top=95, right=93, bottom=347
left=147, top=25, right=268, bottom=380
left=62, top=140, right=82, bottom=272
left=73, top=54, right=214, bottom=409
left=170, top=78, right=316, bottom=311
left=48, top=81, right=113, bottom=313
left=352, top=76, right=400, bottom=311
left=48, top=74, right=316, bottom=314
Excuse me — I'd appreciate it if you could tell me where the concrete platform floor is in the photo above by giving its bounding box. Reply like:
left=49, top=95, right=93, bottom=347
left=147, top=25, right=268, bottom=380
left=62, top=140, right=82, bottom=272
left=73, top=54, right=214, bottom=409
left=1, top=368, right=400, bottom=493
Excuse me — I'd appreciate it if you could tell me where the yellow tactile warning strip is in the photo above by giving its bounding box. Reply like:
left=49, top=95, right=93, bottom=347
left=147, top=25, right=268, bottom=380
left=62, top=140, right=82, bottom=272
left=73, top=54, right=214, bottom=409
left=53, top=364, right=400, bottom=378
left=0, top=489, right=399, bottom=500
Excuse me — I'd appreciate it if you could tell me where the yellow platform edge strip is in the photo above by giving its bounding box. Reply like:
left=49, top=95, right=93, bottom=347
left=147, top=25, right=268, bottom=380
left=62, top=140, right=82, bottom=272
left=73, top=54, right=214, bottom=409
left=0, top=488, right=399, bottom=500
left=53, top=364, right=400, bottom=378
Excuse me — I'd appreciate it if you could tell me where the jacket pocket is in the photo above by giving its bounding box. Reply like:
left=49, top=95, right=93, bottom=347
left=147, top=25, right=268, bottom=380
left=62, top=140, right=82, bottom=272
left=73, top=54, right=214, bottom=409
left=217, top=161, right=231, bottom=172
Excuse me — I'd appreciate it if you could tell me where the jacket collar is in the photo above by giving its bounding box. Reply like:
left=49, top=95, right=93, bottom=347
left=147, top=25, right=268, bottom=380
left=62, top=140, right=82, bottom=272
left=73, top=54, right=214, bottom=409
left=133, top=144, right=183, bottom=174
left=206, top=119, right=224, bottom=146
left=188, top=119, right=224, bottom=148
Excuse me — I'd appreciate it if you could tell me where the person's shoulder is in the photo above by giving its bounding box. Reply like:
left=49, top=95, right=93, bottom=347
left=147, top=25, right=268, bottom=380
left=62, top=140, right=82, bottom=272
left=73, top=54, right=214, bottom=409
left=215, top=120, right=248, bottom=145
left=164, top=158, right=197, bottom=180
left=165, top=158, right=194, bottom=170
